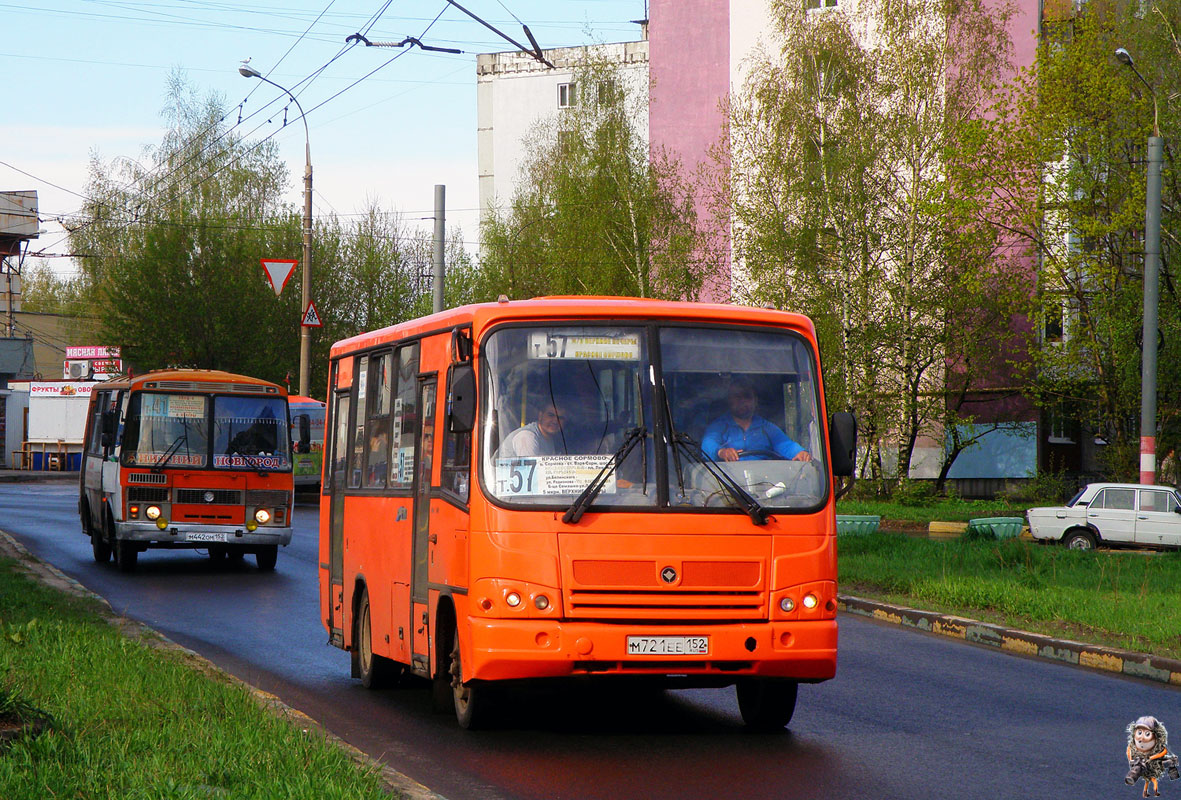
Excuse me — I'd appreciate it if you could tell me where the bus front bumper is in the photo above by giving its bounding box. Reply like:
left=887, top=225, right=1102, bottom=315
left=112, top=520, right=292, bottom=548
left=465, top=618, right=837, bottom=683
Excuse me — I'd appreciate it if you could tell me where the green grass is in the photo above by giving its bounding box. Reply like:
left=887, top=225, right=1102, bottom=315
left=837, top=497, right=1033, bottom=524
left=0, top=558, right=393, bottom=800
left=839, top=533, right=1181, bottom=660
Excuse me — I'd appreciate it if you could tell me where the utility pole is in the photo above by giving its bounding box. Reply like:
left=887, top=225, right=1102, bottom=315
left=432, top=185, right=445, bottom=314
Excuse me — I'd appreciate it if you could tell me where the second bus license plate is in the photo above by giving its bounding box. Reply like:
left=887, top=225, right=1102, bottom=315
left=626, top=635, right=709, bottom=656
left=188, top=532, right=228, bottom=543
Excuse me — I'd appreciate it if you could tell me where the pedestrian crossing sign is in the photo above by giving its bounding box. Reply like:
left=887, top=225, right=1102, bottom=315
left=301, top=300, right=322, bottom=328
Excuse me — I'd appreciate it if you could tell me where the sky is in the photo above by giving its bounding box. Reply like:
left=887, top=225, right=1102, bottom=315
left=1, top=0, right=649, bottom=278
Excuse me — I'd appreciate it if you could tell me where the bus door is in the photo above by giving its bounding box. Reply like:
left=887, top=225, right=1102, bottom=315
left=410, top=376, right=437, bottom=673
left=326, top=389, right=351, bottom=647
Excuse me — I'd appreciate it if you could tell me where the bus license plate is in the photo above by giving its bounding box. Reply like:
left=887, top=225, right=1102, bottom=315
left=188, top=532, right=227, bottom=543
left=626, top=636, right=709, bottom=656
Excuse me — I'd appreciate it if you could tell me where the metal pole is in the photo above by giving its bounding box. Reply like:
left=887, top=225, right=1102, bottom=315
left=432, top=184, right=446, bottom=314
left=299, top=143, right=313, bottom=398
left=1140, top=135, right=1163, bottom=484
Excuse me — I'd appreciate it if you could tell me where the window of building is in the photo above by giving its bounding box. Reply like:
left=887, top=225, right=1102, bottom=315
left=557, top=82, right=577, bottom=108
left=804, top=0, right=839, bottom=9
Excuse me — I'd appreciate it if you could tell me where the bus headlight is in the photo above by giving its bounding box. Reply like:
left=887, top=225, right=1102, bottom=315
left=780, top=597, right=795, bottom=612
left=802, top=593, right=819, bottom=609
left=254, top=508, right=271, bottom=524
left=533, top=594, right=550, bottom=611
left=505, top=591, right=522, bottom=608
left=145, top=505, right=162, bottom=520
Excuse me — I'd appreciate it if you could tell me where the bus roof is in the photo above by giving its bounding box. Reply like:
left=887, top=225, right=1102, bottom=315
left=97, top=369, right=287, bottom=396
left=329, top=296, right=817, bottom=358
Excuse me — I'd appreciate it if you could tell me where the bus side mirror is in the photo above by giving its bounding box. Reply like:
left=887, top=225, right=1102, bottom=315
left=829, top=412, right=856, bottom=477
left=299, top=414, right=311, bottom=453
left=449, top=364, right=476, bottom=434
left=100, top=410, right=118, bottom=449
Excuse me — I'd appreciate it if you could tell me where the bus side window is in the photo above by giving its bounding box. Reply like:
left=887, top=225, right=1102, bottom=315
left=389, top=344, right=419, bottom=490
left=365, top=352, right=393, bottom=489
left=441, top=365, right=472, bottom=504
left=348, top=356, right=369, bottom=489
left=87, top=391, right=108, bottom=456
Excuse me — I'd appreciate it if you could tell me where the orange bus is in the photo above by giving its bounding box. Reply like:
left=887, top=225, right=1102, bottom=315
left=79, top=369, right=294, bottom=573
left=320, top=297, right=855, bottom=729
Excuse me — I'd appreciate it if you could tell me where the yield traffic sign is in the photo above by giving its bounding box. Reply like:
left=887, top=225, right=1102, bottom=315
left=260, top=258, right=298, bottom=296
left=301, top=300, right=322, bottom=327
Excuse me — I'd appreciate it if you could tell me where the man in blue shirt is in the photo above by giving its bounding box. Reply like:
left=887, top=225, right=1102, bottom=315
left=701, top=377, right=812, bottom=463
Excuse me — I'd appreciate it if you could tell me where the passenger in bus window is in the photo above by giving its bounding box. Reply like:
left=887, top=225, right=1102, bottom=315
left=701, top=377, right=811, bottom=463
left=497, top=401, right=567, bottom=458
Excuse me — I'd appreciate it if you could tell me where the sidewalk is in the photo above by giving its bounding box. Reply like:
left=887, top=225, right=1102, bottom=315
left=0, top=468, right=79, bottom=483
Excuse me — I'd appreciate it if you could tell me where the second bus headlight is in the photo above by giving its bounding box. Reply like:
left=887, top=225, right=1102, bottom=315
left=254, top=508, right=271, bottom=525
left=145, top=506, right=162, bottom=520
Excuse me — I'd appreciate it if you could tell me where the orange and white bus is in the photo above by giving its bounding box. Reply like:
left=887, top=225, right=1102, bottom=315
left=79, top=369, right=294, bottom=573
left=320, top=297, right=855, bottom=729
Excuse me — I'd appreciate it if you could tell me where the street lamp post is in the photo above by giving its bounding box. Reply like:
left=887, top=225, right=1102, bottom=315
left=239, top=64, right=313, bottom=399
left=1115, top=47, right=1163, bottom=485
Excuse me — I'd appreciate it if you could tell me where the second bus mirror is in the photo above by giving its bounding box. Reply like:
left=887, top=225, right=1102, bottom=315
left=829, top=412, right=856, bottom=477
left=449, top=364, right=476, bottom=434
left=100, top=410, right=118, bottom=449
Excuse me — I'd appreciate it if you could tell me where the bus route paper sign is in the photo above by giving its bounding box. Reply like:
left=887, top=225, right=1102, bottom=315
left=260, top=259, right=298, bottom=296
left=495, top=455, right=613, bottom=496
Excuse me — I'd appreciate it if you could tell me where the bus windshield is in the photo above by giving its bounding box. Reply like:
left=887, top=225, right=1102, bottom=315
left=121, top=392, right=291, bottom=471
left=481, top=325, right=657, bottom=507
left=480, top=322, right=828, bottom=511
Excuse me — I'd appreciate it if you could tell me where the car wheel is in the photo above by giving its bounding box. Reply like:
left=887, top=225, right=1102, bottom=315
left=1063, top=528, right=1097, bottom=551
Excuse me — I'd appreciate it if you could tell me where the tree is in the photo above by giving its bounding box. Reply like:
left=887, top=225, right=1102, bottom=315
left=66, top=73, right=471, bottom=397
left=986, top=0, right=1181, bottom=479
left=479, top=61, right=715, bottom=300
left=722, top=0, right=1027, bottom=487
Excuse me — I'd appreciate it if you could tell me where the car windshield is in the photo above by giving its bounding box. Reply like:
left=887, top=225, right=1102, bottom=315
left=212, top=396, right=292, bottom=471
left=479, top=322, right=828, bottom=512
left=121, top=393, right=210, bottom=468
left=481, top=325, right=657, bottom=507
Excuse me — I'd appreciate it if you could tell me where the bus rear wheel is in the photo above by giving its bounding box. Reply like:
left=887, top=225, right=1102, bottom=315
left=736, top=678, right=798, bottom=731
left=355, top=587, right=398, bottom=689
left=255, top=545, right=278, bottom=572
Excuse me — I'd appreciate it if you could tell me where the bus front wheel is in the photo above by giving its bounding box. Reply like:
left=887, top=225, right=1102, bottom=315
left=434, top=619, right=490, bottom=729
left=255, top=545, right=278, bottom=572
left=736, top=678, right=798, bottom=731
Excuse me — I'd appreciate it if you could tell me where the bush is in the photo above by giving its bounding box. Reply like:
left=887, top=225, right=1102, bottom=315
left=999, top=471, right=1079, bottom=505
left=893, top=479, right=937, bottom=507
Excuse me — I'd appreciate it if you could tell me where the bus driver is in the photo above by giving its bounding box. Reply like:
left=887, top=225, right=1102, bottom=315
left=701, top=377, right=812, bottom=463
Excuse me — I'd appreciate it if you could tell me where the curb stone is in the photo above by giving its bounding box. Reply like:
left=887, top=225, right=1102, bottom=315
left=0, top=528, right=447, bottom=800
left=838, top=594, right=1181, bottom=687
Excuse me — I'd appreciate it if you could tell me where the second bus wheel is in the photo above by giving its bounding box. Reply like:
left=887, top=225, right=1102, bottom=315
left=736, top=678, right=798, bottom=731
left=254, top=545, right=278, bottom=571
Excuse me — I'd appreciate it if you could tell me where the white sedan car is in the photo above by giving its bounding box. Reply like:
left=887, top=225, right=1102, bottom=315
left=1027, top=483, right=1181, bottom=551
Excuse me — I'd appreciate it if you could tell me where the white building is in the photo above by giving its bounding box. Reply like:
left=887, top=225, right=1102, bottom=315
left=476, top=33, right=650, bottom=222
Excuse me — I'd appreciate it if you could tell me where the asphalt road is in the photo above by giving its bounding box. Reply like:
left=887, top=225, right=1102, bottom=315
left=2, top=479, right=1178, bottom=799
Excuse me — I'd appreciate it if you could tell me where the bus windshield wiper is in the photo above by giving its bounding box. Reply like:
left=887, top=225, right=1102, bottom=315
left=152, top=433, right=188, bottom=474
left=671, top=431, right=768, bottom=526
left=562, top=426, right=647, bottom=524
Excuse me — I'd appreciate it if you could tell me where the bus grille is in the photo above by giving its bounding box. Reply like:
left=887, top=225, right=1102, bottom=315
left=566, top=559, right=766, bottom=621
left=245, top=490, right=291, bottom=507
left=127, top=487, right=169, bottom=502
left=126, top=472, right=167, bottom=485
left=175, top=489, right=243, bottom=505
